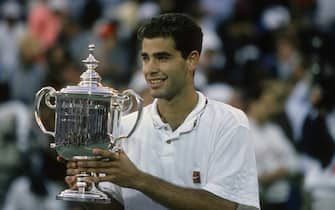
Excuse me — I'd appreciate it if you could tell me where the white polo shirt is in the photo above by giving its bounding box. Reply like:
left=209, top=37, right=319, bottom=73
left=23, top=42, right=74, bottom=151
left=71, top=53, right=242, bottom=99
left=100, top=92, right=259, bottom=210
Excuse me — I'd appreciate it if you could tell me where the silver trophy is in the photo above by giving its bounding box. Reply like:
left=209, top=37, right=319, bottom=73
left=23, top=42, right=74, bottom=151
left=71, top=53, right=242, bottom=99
left=34, top=44, right=143, bottom=203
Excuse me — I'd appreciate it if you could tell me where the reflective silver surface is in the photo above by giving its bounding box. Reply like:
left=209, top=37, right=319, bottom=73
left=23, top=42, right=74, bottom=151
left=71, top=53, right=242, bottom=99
left=34, top=44, right=143, bottom=203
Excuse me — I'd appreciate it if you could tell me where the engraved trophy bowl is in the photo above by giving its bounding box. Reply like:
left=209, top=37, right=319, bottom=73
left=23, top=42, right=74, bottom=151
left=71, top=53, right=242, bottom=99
left=34, top=44, right=143, bottom=203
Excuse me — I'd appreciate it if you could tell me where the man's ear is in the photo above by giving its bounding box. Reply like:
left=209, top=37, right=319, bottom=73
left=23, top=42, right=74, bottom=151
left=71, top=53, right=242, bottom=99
left=187, top=50, right=200, bottom=71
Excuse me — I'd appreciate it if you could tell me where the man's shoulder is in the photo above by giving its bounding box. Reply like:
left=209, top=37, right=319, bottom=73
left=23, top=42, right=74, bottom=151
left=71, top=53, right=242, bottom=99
left=205, top=98, right=249, bottom=127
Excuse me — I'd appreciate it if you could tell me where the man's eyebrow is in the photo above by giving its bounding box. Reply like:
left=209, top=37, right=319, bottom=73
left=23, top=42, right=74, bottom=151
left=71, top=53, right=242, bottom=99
left=140, top=52, right=172, bottom=57
left=140, top=52, right=148, bottom=57
left=153, top=52, right=172, bottom=57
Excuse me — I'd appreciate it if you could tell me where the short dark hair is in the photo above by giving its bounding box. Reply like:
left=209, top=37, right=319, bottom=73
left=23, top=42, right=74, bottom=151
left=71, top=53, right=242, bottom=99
left=137, top=13, right=203, bottom=59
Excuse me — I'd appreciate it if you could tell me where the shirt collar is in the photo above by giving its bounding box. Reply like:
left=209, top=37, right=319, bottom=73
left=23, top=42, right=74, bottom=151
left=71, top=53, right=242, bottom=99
left=151, top=92, right=208, bottom=134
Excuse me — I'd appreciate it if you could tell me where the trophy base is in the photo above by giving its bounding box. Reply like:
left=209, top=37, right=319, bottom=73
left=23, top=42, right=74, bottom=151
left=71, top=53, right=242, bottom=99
left=57, top=155, right=111, bottom=204
left=56, top=188, right=111, bottom=204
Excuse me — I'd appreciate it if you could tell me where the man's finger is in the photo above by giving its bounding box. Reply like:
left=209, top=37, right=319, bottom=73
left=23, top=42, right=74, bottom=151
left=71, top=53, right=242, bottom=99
left=83, top=176, right=99, bottom=183
left=92, top=175, right=117, bottom=183
left=57, top=156, right=67, bottom=164
left=66, top=161, right=77, bottom=169
left=67, top=168, right=80, bottom=176
left=92, top=148, right=120, bottom=160
left=65, top=176, right=77, bottom=189
left=76, top=160, right=112, bottom=168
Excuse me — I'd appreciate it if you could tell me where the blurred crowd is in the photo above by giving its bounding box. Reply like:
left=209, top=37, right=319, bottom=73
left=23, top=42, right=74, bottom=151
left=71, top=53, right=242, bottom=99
left=0, top=0, right=334, bottom=210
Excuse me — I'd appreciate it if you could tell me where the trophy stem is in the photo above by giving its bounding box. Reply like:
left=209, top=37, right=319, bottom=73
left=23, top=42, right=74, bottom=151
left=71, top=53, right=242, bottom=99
left=76, top=172, right=89, bottom=194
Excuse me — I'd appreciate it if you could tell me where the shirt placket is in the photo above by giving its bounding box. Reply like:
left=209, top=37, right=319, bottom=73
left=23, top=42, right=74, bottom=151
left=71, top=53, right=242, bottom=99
left=159, top=125, right=179, bottom=180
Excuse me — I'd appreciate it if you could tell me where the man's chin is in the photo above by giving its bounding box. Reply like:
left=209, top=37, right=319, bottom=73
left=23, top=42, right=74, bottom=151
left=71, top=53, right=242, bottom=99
left=149, top=89, right=165, bottom=99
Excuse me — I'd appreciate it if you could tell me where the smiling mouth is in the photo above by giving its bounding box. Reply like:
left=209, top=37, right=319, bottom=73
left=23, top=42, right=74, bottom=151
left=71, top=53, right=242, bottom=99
left=150, top=79, right=163, bottom=83
left=148, top=78, right=165, bottom=88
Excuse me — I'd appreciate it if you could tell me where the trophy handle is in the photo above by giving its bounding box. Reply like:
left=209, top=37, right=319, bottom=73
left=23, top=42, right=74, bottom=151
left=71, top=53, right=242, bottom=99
left=121, top=89, right=143, bottom=138
left=34, top=87, right=56, bottom=138
left=108, top=89, right=143, bottom=150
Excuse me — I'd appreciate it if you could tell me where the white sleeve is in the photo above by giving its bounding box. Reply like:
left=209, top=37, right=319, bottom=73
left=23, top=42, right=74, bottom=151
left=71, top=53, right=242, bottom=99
left=98, top=182, right=123, bottom=204
left=203, top=125, right=260, bottom=209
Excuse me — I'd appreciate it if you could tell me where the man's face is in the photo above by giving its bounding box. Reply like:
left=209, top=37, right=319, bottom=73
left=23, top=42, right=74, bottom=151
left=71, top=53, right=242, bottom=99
left=141, top=37, right=191, bottom=100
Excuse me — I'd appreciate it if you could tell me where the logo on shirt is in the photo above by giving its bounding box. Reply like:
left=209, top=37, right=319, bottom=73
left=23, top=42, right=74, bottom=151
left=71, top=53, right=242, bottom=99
left=192, top=171, right=201, bottom=184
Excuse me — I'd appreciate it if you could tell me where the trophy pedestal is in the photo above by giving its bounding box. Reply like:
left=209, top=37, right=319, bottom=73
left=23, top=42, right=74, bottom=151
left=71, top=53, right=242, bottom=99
left=56, top=186, right=111, bottom=204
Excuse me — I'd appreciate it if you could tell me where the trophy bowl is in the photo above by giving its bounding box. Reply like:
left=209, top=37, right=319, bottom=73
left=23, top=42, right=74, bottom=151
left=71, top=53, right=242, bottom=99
left=34, top=44, right=142, bottom=203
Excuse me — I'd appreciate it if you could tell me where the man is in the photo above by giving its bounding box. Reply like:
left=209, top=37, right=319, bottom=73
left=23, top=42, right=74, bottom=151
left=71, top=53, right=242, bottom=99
left=66, top=13, right=259, bottom=210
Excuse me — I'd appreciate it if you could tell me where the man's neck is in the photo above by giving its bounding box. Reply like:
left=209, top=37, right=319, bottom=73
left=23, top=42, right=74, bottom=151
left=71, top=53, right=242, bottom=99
left=157, top=91, right=198, bottom=131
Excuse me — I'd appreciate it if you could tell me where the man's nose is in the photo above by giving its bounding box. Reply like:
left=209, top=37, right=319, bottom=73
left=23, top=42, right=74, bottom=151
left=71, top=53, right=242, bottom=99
left=144, top=59, right=159, bottom=74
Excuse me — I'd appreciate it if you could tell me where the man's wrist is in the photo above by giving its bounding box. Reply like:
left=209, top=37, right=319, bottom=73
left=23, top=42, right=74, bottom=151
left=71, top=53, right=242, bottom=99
left=132, top=171, right=150, bottom=190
